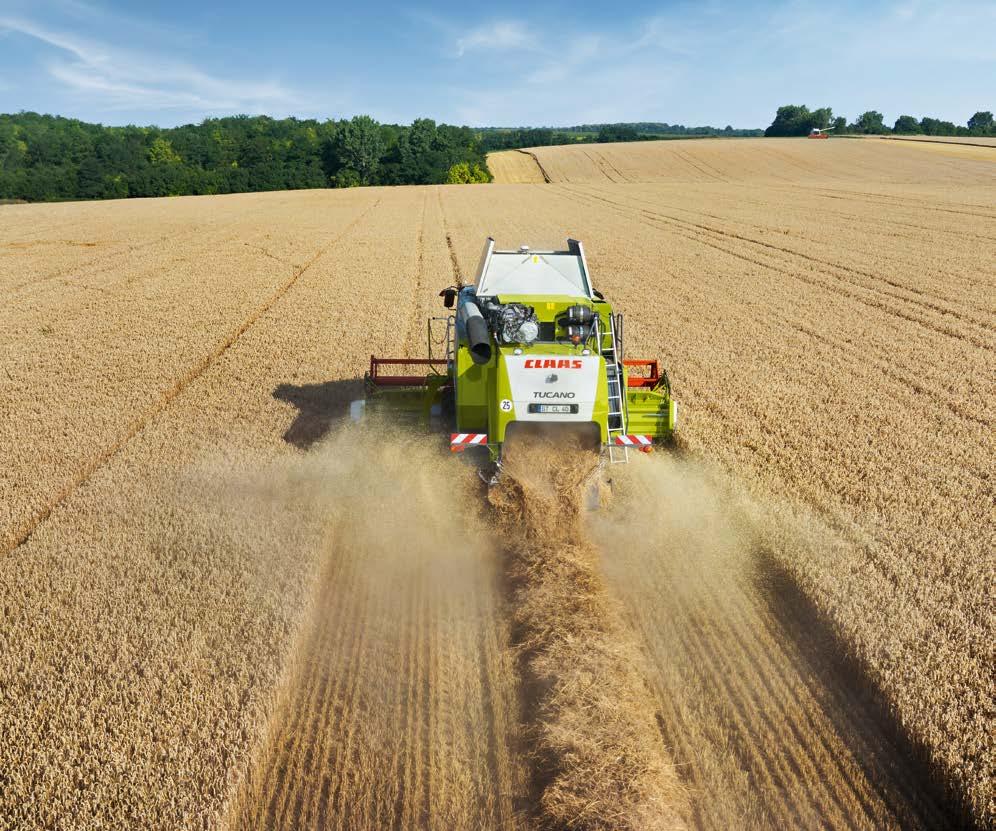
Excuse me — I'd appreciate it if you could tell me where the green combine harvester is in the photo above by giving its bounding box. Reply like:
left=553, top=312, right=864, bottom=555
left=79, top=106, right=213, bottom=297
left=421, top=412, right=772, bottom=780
left=353, top=238, right=677, bottom=479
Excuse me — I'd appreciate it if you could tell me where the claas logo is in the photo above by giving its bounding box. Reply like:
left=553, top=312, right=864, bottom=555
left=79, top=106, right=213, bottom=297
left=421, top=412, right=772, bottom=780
left=524, top=359, right=583, bottom=369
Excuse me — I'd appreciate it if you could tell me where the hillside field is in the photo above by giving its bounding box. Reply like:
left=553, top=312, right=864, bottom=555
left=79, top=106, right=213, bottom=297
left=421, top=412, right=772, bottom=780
left=1, top=137, right=993, bottom=830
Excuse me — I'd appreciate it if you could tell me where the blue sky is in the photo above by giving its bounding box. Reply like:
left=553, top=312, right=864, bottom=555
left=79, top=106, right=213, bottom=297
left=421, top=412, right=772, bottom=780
left=0, top=0, right=992, bottom=128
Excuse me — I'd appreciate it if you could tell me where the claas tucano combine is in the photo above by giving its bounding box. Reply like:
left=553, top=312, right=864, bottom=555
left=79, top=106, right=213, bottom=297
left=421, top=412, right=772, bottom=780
left=353, top=238, right=677, bottom=480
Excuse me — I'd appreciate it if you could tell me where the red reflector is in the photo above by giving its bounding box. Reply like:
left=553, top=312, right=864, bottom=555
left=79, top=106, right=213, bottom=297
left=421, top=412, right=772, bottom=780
left=614, top=435, right=653, bottom=447
left=450, top=433, right=488, bottom=451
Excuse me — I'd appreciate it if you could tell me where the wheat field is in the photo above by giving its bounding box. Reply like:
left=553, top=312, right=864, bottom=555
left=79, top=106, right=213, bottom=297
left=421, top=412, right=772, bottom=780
left=869, top=134, right=996, bottom=147
left=1, top=137, right=993, bottom=829
left=484, top=149, right=548, bottom=184
left=488, top=135, right=996, bottom=184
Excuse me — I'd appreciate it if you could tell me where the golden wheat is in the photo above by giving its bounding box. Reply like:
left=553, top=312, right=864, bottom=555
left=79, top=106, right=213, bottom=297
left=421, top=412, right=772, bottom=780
left=0, top=137, right=992, bottom=828
left=507, top=135, right=996, bottom=184
left=486, top=150, right=547, bottom=184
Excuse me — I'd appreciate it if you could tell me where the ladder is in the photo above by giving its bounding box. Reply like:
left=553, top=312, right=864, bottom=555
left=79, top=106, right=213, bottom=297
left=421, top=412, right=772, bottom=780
left=427, top=315, right=455, bottom=367
left=599, top=313, right=629, bottom=463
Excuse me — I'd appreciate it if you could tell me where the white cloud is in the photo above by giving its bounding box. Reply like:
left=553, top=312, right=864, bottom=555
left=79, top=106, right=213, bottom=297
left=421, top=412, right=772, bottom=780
left=455, top=21, right=540, bottom=57
left=0, top=14, right=300, bottom=116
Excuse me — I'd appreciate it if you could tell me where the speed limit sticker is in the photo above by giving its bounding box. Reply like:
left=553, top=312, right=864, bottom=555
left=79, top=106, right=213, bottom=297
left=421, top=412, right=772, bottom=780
left=500, top=399, right=513, bottom=412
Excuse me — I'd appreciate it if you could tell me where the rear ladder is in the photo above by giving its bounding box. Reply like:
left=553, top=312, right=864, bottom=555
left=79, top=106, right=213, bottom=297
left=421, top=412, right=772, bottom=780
left=598, top=313, right=628, bottom=463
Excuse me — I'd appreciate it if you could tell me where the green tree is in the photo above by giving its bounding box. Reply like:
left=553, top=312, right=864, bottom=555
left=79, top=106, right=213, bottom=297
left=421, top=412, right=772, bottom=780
left=446, top=162, right=490, bottom=184
left=832, top=116, right=847, bottom=134
left=810, top=107, right=834, bottom=129
left=76, top=156, right=105, bottom=199
left=967, top=111, right=993, bottom=133
left=334, top=168, right=361, bottom=188
left=148, top=137, right=182, bottom=165
left=0, top=125, right=28, bottom=172
left=394, top=118, right=440, bottom=184
left=334, top=116, right=384, bottom=185
left=920, top=117, right=957, bottom=135
left=851, top=111, right=887, bottom=134
left=102, top=174, right=129, bottom=199
left=597, top=124, right=640, bottom=142
left=402, top=118, right=437, bottom=161
left=893, top=115, right=921, bottom=134
left=764, top=105, right=833, bottom=137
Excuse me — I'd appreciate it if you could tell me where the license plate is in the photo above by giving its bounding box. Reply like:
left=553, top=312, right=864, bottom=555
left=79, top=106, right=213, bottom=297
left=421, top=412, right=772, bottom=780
left=529, top=404, right=578, bottom=414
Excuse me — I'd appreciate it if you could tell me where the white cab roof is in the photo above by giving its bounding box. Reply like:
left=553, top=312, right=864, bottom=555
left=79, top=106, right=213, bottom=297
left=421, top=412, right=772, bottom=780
left=473, top=238, right=593, bottom=298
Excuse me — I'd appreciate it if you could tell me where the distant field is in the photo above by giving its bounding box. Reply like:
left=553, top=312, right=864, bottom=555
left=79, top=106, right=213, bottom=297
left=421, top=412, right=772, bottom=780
left=485, top=149, right=547, bottom=183
left=868, top=134, right=996, bottom=147
left=489, top=136, right=995, bottom=184
left=1, top=138, right=993, bottom=829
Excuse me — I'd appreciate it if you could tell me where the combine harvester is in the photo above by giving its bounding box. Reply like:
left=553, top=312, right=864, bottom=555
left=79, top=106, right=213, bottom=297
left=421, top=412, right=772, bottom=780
left=355, top=238, right=677, bottom=481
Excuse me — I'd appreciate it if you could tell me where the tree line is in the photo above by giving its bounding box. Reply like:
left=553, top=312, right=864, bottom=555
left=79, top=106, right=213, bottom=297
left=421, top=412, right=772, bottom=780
left=479, top=122, right=761, bottom=151
left=764, top=105, right=994, bottom=137
left=0, top=112, right=772, bottom=203
left=21, top=103, right=986, bottom=204
left=566, top=122, right=763, bottom=137
left=0, top=112, right=491, bottom=202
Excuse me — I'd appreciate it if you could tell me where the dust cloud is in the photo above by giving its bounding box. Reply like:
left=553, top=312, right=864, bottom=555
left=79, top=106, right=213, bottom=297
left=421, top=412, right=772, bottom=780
left=588, top=452, right=950, bottom=830
left=218, top=427, right=944, bottom=830
left=591, top=451, right=757, bottom=590
left=228, top=422, right=525, bottom=830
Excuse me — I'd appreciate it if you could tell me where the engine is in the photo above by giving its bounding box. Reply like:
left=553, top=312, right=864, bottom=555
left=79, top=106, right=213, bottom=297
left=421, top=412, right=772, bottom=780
left=482, top=300, right=540, bottom=345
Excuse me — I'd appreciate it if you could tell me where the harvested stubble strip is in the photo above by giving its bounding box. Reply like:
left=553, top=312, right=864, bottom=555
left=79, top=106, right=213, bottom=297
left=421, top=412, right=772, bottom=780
left=489, top=435, right=687, bottom=831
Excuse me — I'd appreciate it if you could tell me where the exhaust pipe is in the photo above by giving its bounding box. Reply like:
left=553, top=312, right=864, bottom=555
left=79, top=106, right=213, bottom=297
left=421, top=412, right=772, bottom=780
left=458, top=298, right=492, bottom=365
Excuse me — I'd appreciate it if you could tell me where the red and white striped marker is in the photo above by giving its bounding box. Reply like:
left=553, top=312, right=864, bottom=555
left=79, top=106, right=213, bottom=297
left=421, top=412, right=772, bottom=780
left=614, top=435, right=653, bottom=448
left=450, top=433, right=488, bottom=452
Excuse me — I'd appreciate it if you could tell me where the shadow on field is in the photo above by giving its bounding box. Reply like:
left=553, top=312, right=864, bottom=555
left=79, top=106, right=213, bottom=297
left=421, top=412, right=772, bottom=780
left=273, top=379, right=363, bottom=449
left=755, top=553, right=967, bottom=830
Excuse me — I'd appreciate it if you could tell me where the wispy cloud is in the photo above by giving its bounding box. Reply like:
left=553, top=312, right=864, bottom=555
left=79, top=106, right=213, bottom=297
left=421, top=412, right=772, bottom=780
left=444, top=0, right=994, bottom=126
left=455, top=21, right=540, bottom=57
left=0, top=16, right=104, bottom=63
left=449, top=14, right=690, bottom=122
left=631, top=15, right=709, bottom=55
left=757, top=0, right=996, bottom=62
left=0, top=14, right=300, bottom=116
left=526, top=35, right=605, bottom=85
